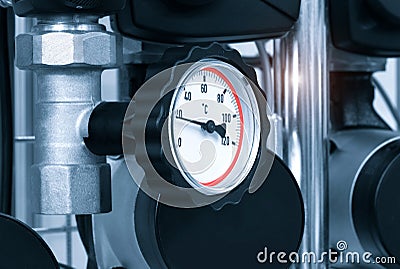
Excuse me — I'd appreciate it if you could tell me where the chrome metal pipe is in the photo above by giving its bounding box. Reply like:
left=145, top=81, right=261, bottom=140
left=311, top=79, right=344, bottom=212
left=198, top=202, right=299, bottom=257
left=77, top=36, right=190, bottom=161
left=16, top=16, right=122, bottom=214
left=31, top=69, right=110, bottom=214
left=274, top=0, right=329, bottom=268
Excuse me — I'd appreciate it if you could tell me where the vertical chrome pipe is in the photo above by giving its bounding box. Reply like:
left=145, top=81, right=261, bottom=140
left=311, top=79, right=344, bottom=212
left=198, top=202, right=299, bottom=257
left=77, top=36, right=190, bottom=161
left=275, top=0, right=329, bottom=268
left=16, top=16, right=121, bottom=214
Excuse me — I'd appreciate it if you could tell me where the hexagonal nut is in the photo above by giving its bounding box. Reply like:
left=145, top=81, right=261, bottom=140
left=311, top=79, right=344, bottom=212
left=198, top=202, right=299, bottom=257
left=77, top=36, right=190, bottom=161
left=16, top=30, right=122, bottom=69
left=31, top=163, right=111, bottom=214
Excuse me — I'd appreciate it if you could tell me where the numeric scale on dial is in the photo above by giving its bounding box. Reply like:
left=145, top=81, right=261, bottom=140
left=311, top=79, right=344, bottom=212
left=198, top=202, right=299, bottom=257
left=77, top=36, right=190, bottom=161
left=168, top=59, right=261, bottom=195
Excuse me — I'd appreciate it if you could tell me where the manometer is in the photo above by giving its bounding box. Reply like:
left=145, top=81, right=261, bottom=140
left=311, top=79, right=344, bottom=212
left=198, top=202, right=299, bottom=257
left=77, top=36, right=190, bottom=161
left=168, top=59, right=261, bottom=195
left=114, top=44, right=304, bottom=269
left=122, top=43, right=271, bottom=207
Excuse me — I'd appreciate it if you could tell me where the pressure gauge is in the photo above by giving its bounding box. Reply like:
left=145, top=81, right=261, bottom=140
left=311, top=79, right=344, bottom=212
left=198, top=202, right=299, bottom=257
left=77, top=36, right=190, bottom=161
left=123, top=44, right=272, bottom=207
left=168, top=59, right=261, bottom=195
left=117, top=45, right=304, bottom=269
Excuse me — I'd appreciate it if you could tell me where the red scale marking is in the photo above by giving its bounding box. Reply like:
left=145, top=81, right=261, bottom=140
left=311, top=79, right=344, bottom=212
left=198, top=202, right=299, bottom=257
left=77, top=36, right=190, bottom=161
left=200, top=67, right=244, bottom=187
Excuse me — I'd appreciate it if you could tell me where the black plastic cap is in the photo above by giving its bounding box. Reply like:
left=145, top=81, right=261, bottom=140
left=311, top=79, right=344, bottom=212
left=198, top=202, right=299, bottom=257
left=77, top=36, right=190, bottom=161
left=329, top=0, right=400, bottom=56
left=115, top=0, right=300, bottom=44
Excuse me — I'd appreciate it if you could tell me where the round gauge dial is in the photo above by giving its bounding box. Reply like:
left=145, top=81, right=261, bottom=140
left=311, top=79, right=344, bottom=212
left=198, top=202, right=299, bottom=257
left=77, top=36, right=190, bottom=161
left=168, top=59, right=261, bottom=195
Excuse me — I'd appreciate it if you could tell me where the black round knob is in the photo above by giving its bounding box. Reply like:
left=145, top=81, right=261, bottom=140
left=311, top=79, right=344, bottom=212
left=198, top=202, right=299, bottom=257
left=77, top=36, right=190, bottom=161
left=353, top=139, right=400, bottom=264
left=0, top=213, right=59, bottom=269
left=135, top=154, right=304, bottom=269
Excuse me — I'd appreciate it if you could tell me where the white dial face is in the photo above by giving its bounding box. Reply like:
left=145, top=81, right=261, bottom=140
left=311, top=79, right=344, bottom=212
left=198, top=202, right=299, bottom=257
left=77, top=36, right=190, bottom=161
left=168, top=59, right=261, bottom=195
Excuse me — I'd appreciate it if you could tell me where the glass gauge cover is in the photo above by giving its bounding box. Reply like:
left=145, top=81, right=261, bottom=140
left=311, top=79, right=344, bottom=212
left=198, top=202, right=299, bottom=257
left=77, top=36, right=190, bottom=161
left=168, top=59, right=261, bottom=195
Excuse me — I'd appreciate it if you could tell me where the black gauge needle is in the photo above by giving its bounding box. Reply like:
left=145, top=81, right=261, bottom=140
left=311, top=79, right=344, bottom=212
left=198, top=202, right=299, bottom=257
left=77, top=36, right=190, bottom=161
left=177, top=117, right=226, bottom=138
left=214, top=123, right=227, bottom=138
left=176, top=116, right=205, bottom=127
